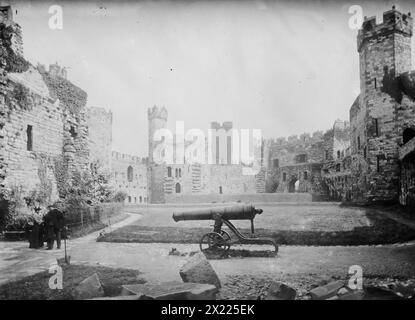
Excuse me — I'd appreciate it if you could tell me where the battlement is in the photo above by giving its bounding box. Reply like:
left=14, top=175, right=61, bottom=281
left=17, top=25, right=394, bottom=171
left=148, top=105, right=168, bottom=120
left=112, top=151, right=148, bottom=164
left=48, top=63, right=67, bottom=79
left=358, top=6, right=413, bottom=52
left=88, top=106, right=112, bottom=118
left=210, top=121, right=233, bottom=131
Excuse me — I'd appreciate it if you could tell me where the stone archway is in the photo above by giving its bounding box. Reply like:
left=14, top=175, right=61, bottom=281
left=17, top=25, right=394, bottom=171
left=288, top=176, right=298, bottom=193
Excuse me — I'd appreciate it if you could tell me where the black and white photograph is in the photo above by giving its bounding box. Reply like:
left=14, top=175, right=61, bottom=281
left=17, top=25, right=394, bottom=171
left=0, top=0, right=415, bottom=308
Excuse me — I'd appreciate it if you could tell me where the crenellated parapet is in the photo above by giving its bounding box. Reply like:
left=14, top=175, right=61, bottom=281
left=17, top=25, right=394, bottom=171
left=357, top=6, right=413, bottom=53
left=148, top=105, right=168, bottom=121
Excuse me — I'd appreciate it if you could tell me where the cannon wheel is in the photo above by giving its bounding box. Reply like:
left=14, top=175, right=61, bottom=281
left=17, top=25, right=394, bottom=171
left=199, top=232, right=230, bottom=256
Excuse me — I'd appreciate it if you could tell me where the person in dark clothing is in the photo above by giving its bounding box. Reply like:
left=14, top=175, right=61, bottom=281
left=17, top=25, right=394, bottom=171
left=44, top=205, right=65, bottom=250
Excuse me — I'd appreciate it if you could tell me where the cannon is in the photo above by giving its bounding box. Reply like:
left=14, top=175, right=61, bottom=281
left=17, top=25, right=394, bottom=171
left=173, top=204, right=278, bottom=256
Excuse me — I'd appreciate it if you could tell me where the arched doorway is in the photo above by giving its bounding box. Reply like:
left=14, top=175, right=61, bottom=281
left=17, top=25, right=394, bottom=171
left=288, top=176, right=298, bottom=193
left=127, top=166, right=134, bottom=182
left=403, top=127, right=415, bottom=144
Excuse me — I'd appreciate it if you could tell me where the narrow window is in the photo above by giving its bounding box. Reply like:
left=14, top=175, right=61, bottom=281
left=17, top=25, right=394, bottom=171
left=337, top=150, right=341, bottom=159
left=283, top=172, right=287, bottom=182
left=175, top=183, right=181, bottom=193
left=357, top=136, right=361, bottom=150
left=26, top=125, right=33, bottom=151
left=304, top=171, right=308, bottom=180
left=69, top=126, right=77, bottom=138
left=374, top=119, right=379, bottom=137
left=128, top=196, right=131, bottom=203
left=127, top=166, right=133, bottom=182
left=336, top=164, right=341, bottom=172
left=167, top=167, right=172, bottom=177
left=374, top=78, right=377, bottom=89
left=139, top=196, right=142, bottom=203
left=377, top=156, right=381, bottom=172
left=364, top=146, right=367, bottom=159
left=219, top=186, right=223, bottom=194
left=134, top=197, right=137, bottom=203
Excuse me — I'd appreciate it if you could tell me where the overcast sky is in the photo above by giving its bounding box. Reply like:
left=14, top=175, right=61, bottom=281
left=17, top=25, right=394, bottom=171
left=8, top=0, right=415, bottom=156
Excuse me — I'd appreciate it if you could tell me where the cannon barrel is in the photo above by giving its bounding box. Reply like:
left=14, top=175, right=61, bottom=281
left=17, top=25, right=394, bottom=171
left=172, top=204, right=263, bottom=222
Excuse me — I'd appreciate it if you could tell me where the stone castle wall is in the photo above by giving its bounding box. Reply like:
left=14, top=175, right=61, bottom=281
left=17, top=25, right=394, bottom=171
left=87, top=107, right=113, bottom=172
left=111, top=152, right=148, bottom=204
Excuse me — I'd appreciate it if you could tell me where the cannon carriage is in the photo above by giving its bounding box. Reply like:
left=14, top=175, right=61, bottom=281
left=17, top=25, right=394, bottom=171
left=172, top=204, right=278, bottom=256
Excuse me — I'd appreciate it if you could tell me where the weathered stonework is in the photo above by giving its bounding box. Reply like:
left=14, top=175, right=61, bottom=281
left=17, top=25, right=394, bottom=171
left=111, top=152, right=148, bottom=204
left=0, top=7, right=90, bottom=203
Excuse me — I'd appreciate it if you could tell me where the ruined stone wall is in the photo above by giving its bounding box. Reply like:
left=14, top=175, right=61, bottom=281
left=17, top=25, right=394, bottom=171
left=0, top=10, right=89, bottom=203
left=87, top=107, right=112, bottom=172
left=111, top=152, right=148, bottom=204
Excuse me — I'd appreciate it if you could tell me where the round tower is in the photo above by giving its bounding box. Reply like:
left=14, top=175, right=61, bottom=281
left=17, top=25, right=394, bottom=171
left=147, top=105, right=168, bottom=163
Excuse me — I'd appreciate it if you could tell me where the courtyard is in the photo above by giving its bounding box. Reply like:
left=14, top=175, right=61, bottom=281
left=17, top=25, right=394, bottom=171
left=98, top=202, right=415, bottom=246
left=1, top=203, right=415, bottom=299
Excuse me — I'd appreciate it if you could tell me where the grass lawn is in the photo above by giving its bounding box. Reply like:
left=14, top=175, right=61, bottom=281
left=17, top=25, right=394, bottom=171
left=0, top=264, right=144, bottom=300
left=98, top=204, right=415, bottom=246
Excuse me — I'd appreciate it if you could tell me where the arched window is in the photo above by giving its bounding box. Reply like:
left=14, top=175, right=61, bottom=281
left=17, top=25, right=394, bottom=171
left=175, top=183, right=181, bottom=193
left=403, top=128, right=415, bottom=144
left=167, top=167, right=172, bottom=177
left=127, top=166, right=134, bottom=182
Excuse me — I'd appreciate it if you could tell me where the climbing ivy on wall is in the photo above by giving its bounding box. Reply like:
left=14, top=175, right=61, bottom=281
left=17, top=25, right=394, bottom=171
left=0, top=23, right=30, bottom=73
left=40, top=71, right=87, bottom=116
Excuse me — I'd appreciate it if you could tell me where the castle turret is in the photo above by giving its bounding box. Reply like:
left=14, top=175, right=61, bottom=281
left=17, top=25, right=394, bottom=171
left=147, top=105, right=168, bottom=203
left=0, top=5, right=24, bottom=65
left=357, top=6, right=413, bottom=96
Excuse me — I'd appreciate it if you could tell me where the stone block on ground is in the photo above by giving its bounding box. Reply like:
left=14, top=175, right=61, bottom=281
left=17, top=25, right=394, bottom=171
left=121, top=281, right=218, bottom=300
left=265, top=281, right=297, bottom=300
left=74, top=273, right=105, bottom=300
left=179, top=252, right=221, bottom=288
left=338, top=290, right=365, bottom=300
left=309, top=280, right=345, bottom=300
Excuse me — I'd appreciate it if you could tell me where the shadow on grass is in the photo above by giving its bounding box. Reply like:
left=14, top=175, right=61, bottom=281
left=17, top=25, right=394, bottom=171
left=0, top=264, right=144, bottom=300
left=97, top=208, right=415, bottom=246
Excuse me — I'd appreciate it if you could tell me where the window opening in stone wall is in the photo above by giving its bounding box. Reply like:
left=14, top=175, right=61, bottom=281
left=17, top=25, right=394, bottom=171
left=403, top=128, right=415, bottom=144
left=357, top=136, right=361, bottom=150
left=283, top=172, right=287, bottom=182
left=128, top=196, right=131, bottom=203
left=374, top=119, right=379, bottom=137
left=175, top=183, right=181, bottom=193
left=374, top=78, right=377, bottom=89
left=139, top=196, right=142, bottom=203
left=69, top=126, right=77, bottom=138
left=127, top=166, right=134, bottom=182
left=336, top=163, right=341, bottom=172
left=304, top=171, right=308, bottom=180
left=377, top=156, right=381, bottom=172
left=219, top=186, right=223, bottom=194
left=167, top=167, right=172, bottom=177
left=26, top=125, right=33, bottom=151
left=337, top=150, right=341, bottom=159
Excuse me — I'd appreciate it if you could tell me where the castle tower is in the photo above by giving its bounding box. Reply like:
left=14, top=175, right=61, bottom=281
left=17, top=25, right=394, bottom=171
left=358, top=6, right=413, bottom=96
left=147, top=105, right=168, bottom=203
left=0, top=5, right=24, bottom=58
left=147, top=105, right=168, bottom=163
left=352, top=6, right=414, bottom=203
